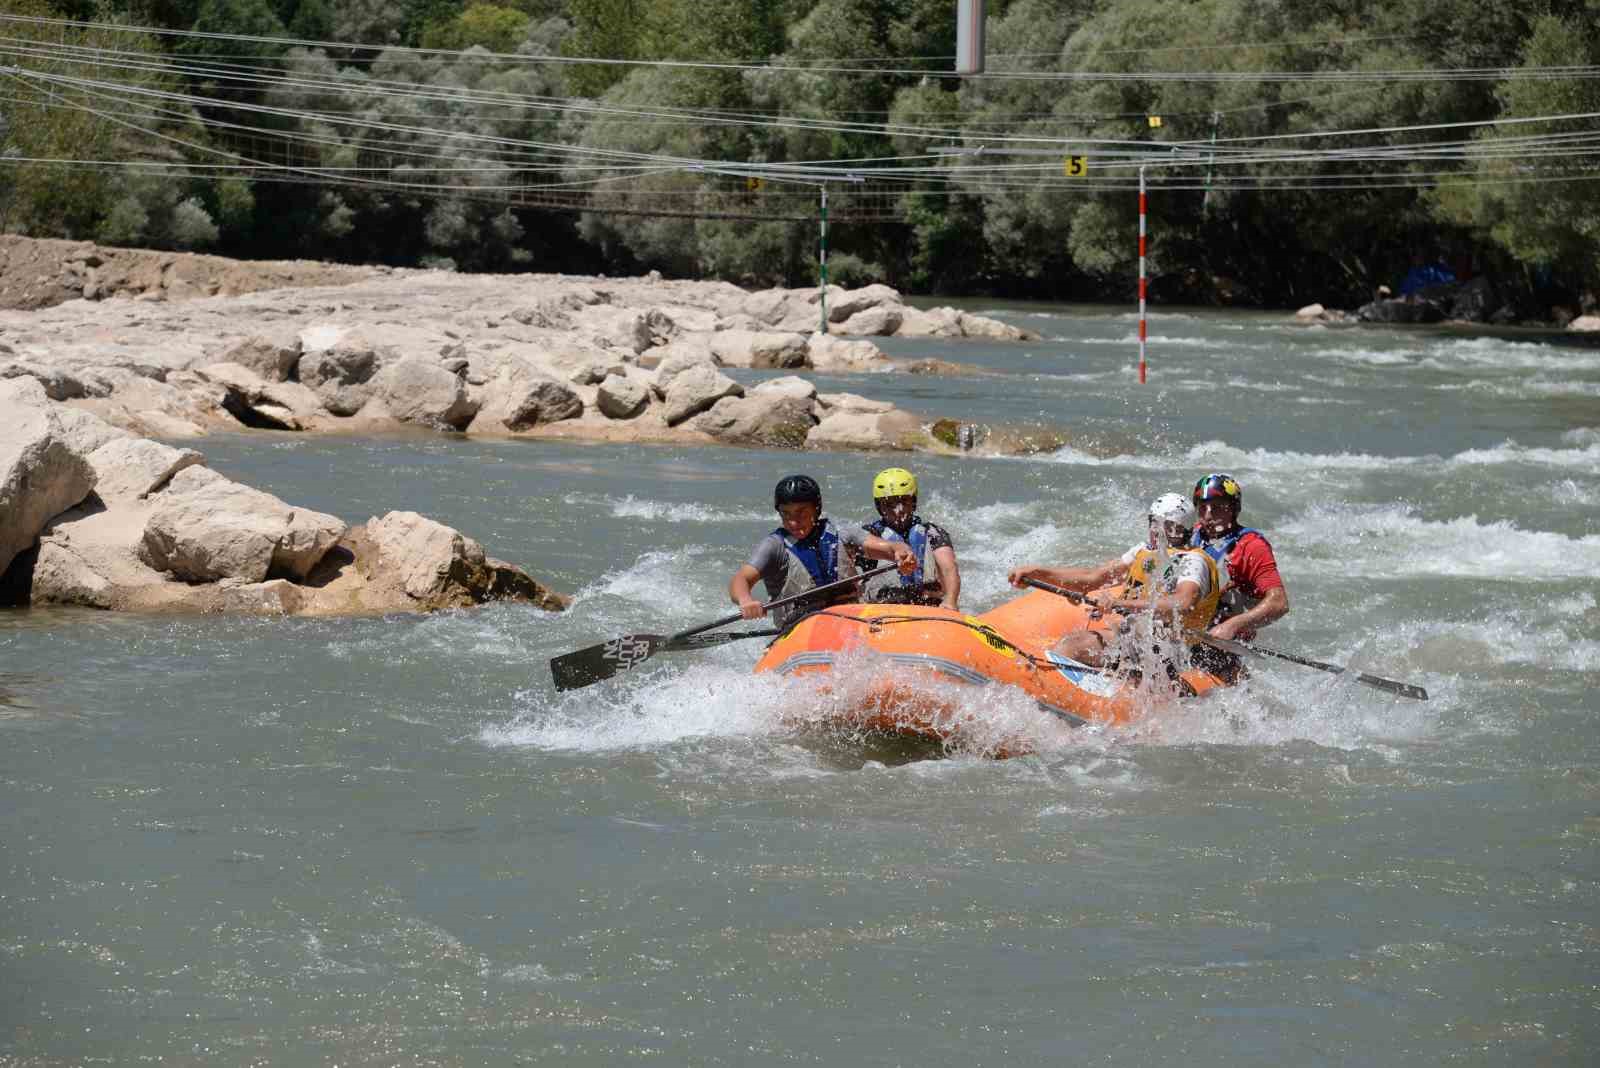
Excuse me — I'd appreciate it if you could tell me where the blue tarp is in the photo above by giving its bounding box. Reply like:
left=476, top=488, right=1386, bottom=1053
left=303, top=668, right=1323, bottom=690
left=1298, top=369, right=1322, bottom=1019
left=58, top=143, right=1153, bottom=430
left=1399, top=262, right=1456, bottom=296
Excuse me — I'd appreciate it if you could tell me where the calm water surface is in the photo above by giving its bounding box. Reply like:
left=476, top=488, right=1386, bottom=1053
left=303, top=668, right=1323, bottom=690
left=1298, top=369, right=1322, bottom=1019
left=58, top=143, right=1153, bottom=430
left=3, top=305, right=1598, bottom=1064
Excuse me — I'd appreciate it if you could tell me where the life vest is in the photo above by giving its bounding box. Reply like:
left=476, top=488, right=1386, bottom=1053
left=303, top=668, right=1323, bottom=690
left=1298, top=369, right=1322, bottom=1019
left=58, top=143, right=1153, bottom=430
left=1125, top=545, right=1223, bottom=636
left=859, top=517, right=944, bottom=605
left=1191, top=526, right=1265, bottom=622
left=769, top=519, right=857, bottom=626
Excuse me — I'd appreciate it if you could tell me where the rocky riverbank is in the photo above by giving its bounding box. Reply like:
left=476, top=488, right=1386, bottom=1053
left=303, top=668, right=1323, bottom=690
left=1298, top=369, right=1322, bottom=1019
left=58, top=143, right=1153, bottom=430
left=0, top=236, right=1042, bottom=456
left=0, top=376, right=570, bottom=616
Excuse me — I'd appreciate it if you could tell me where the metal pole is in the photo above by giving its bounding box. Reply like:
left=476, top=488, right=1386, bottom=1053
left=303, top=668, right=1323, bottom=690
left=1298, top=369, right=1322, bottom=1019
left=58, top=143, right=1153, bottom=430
left=1138, top=166, right=1148, bottom=385
left=819, top=186, right=829, bottom=334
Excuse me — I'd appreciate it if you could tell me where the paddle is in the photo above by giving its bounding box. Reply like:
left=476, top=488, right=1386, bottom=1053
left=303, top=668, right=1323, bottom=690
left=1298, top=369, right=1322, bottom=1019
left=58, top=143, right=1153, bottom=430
left=1019, top=576, right=1429, bottom=701
left=1187, top=632, right=1429, bottom=701
left=549, top=564, right=896, bottom=691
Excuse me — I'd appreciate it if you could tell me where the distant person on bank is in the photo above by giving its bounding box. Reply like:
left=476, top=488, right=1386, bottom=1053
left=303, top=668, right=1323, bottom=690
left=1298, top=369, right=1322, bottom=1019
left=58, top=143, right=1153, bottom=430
left=729, top=475, right=916, bottom=629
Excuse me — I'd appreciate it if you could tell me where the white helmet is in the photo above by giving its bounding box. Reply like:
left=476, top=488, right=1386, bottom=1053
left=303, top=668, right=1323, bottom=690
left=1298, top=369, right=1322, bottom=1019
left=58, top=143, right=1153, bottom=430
left=1148, top=493, right=1195, bottom=529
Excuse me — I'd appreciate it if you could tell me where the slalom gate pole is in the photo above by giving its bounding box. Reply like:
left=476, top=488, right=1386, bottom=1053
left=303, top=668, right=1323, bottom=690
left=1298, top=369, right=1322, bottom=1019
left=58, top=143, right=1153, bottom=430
left=1138, top=165, right=1148, bottom=384
left=819, top=186, right=829, bottom=335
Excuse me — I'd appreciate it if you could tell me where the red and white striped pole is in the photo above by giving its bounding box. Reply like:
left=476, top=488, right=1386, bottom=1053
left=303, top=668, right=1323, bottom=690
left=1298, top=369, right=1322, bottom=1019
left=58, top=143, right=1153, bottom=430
left=1137, top=165, right=1148, bottom=384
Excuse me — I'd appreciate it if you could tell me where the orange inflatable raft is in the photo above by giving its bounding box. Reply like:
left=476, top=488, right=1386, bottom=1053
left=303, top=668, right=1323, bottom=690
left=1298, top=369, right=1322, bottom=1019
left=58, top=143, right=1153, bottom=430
left=752, top=587, right=1233, bottom=754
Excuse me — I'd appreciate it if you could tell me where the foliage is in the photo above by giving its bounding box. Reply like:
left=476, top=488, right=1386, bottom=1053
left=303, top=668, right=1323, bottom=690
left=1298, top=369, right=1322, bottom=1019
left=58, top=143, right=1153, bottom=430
left=6, top=0, right=1600, bottom=304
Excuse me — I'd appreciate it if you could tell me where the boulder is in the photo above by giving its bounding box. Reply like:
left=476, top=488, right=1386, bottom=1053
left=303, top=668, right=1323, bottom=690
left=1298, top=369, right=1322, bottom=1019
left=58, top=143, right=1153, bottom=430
left=1295, top=303, right=1326, bottom=319
left=572, top=305, right=652, bottom=354
left=596, top=374, right=650, bottom=419
left=1567, top=314, right=1600, bottom=333
left=0, top=361, right=113, bottom=401
left=373, top=357, right=478, bottom=430
left=817, top=391, right=894, bottom=414
left=0, top=378, right=97, bottom=574
left=199, top=361, right=309, bottom=430
left=469, top=361, right=584, bottom=432
left=211, top=333, right=300, bottom=382
left=705, top=330, right=809, bottom=369
left=509, top=340, right=627, bottom=385
left=692, top=393, right=817, bottom=448
left=139, top=465, right=345, bottom=583
left=807, top=335, right=890, bottom=372
left=661, top=363, right=743, bottom=426
left=1448, top=277, right=1498, bottom=323
left=753, top=376, right=818, bottom=403
left=955, top=311, right=1037, bottom=341
left=297, top=333, right=382, bottom=416
left=651, top=349, right=721, bottom=395
left=87, top=437, right=205, bottom=504
left=27, top=497, right=180, bottom=610
left=361, top=510, right=569, bottom=610
left=52, top=405, right=132, bottom=457
left=836, top=306, right=904, bottom=336
left=806, top=408, right=922, bottom=451
left=220, top=578, right=305, bottom=615
left=827, top=283, right=901, bottom=323
left=896, top=306, right=965, bottom=338
left=1355, top=298, right=1444, bottom=325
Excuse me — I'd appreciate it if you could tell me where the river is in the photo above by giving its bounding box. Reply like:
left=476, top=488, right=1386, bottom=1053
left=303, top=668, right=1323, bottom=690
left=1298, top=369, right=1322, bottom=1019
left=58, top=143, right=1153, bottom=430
left=3, top=303, right=1597, bottom=1064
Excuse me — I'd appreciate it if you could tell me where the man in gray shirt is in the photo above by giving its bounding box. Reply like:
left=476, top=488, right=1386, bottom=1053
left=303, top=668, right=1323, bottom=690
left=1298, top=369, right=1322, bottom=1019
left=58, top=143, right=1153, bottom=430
left=729, top=474, right=915, bottom=628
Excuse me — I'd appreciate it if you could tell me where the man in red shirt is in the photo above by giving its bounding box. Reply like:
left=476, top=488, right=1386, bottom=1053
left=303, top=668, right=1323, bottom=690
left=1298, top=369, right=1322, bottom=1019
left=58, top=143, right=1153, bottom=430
left=1190, top=473, right=1289, bottom=642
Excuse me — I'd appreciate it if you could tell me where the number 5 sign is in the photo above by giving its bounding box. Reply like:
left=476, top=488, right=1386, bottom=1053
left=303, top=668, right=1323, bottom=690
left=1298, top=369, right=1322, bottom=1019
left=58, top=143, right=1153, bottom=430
left=1063, top=155, right=1088, bottom=177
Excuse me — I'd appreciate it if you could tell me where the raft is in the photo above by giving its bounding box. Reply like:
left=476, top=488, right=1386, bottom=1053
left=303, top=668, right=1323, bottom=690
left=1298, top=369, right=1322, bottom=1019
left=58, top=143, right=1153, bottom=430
left=752, top=587, right=1233, bottom=754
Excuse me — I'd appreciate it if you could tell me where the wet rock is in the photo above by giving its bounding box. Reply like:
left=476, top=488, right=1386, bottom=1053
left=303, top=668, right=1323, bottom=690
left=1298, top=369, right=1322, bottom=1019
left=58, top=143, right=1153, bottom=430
left=0, top=377, right=97, bottom=574
left=1568, top=314, right=1600, bottom=332
left=1355, top=298, right=1444, bottom=325
left=360, top=510, right=569, bottom=611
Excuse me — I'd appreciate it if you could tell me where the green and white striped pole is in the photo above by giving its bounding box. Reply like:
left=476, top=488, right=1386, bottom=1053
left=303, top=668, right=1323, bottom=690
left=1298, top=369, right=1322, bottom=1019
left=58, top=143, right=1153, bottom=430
left=819, top=185, right=828, bottom=334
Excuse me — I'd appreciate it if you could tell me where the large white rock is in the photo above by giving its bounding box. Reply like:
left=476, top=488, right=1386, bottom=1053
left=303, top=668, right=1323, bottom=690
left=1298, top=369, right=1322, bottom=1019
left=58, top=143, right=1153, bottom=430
left=827, top=283, right=902, bottom=323
left=817, top=391, right=894, bottom=414
left=692, top=392, right=817, bottom=447
left=806, top=408, right=921, bottom=451
left=139, top=465, right=345, bottom=583
left=896, top=306, right=965, bottom=338
left=836, top=306, right=904, bottom=336
left=373, top=357, right=479, bottom=430
left=365, top=510, right=485, bottom=601
left=807, top=335, right=890, bottom=372
left=753, top=376, right=818, bottom=403
left=1569, top=315, right=1600, bottom=332
left=662, top=363, right=743, bottom=426
left=704, top=330, right=809, bottom=369
left=0, top=378, right=97, bottom=575
left=87, top=437, right=205, bottom=505
left=650, top=349, right=720, bottom=396
left=297, top=333, right=382, bottom=416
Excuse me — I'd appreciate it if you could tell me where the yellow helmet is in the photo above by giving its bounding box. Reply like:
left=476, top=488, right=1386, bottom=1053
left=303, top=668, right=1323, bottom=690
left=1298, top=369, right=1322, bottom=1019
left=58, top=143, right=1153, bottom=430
left=872, top=467, right=918, bottom=500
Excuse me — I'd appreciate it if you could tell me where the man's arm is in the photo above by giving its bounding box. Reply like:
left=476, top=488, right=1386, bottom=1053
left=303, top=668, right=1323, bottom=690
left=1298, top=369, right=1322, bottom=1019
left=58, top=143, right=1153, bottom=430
left=1211, top=585, right=1288, bottom=640
left=932, top=545, right=960, bottom=610
left=729, top=563, right=766, bottom=619
left=859, top=533, right=917, bottom=573
left=1008, top=557, right=1127, bottom=591
left=1104, top=572, right=1202, bottom=617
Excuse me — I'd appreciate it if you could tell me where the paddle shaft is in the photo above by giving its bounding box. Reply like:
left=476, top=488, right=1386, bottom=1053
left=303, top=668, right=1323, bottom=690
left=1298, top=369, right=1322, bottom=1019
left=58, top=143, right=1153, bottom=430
left=1021, top=576, right=1428, bottom=701
left=549, top=564, right=896, bottom=691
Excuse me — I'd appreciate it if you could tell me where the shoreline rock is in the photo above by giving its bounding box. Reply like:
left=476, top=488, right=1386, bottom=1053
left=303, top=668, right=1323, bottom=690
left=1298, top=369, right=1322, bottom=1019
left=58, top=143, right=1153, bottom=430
left=0, top=236, right=1048, bottom=459
left=0, top=381, right=570, bottom=617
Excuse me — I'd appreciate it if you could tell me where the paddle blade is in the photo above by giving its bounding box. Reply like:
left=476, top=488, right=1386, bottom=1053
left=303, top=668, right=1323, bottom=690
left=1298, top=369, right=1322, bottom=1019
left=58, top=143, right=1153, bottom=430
left=1354, top=673, right=1429, bottom=701
left=549, top=634, right=666, bottom=691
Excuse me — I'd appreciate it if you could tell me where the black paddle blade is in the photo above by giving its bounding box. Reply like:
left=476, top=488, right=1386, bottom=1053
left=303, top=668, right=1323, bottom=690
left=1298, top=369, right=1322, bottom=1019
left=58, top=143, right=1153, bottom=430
left=549, top=634, right=666, bottom=691
left=1354, top=673, right=1429, bottom=701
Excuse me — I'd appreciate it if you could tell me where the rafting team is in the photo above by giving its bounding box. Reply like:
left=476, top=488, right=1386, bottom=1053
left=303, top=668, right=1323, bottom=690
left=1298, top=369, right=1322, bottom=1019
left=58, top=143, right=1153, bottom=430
left=728, top=469, right=1289, bottom=675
